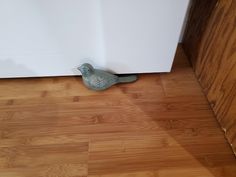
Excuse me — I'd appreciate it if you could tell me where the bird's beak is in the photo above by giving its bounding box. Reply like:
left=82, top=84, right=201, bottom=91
left=77, top=66, right=82, bottom=71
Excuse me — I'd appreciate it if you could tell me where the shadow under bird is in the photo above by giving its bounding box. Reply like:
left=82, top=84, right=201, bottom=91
left=78, top=63, right=138, bottom=91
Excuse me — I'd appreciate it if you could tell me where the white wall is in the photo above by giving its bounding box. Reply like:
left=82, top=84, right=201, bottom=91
left=0, top=0, right=190, bottom=78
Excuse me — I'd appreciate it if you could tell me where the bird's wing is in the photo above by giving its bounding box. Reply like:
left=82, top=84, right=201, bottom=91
left=91, top=70, right=118, bottom=88
left=92, top=75, right=107, bottom=88
left=97, top=70, right=118, bottom=81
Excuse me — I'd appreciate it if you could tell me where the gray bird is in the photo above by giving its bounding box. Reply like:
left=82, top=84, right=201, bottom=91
left=78, top=63, right=137, bottom=91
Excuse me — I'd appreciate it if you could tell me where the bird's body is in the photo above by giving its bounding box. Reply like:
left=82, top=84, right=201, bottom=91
left=82, top=69, right=119, bottom=91
left=78, top=63, right=137, bottom=91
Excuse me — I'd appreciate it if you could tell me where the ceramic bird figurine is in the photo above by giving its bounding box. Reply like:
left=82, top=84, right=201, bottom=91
left=78, top=63, right=137, bottom=91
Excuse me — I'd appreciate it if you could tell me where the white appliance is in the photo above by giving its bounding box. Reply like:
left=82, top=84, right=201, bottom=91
left=0, top=0, right=190, bottom=78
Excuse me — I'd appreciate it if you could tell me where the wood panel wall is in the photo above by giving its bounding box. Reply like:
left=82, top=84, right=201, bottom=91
left=183, top=0, right=236, bottom=154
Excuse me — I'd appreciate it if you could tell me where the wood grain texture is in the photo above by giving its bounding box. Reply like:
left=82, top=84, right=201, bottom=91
left=183, top=0, right=236, bottom=154
left=0, top=46, right=236, bottom=177
left=183, top=0, right=218, bottom=67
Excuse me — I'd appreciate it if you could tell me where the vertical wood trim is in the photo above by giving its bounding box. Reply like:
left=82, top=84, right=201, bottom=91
left=183, top=0, right=218, bottom=68
left=183, top=0, right=236, bottom=154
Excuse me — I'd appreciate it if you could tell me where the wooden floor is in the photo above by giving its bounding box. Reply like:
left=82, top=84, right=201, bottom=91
left=0, top=47, right=236, bottom=177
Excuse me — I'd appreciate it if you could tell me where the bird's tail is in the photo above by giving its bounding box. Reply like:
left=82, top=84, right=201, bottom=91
left=118, top=75, right=138, bottom=83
